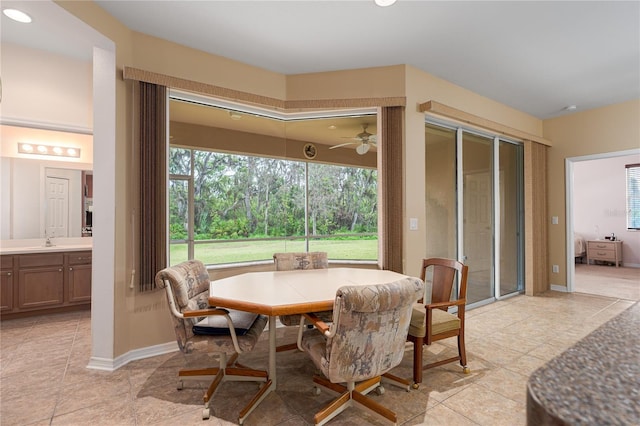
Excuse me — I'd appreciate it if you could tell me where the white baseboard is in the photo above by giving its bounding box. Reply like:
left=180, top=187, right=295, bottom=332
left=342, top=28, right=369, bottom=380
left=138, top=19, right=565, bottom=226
left=87, top=341, right=178, bottom=371
left=551, top=284, right=568, bottom=292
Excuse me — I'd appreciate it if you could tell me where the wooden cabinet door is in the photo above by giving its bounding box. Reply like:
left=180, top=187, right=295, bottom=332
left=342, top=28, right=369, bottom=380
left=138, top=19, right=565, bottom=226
left=0, top=269, right=14, bottom=312
left=68, top=263, right=91, bottom=303
left=18, top=267, right=64, bottom=310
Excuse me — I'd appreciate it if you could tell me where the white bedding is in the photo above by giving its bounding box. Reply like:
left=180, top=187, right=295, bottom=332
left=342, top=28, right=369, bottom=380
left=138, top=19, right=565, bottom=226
left=574, top=233, right=586, bottom=257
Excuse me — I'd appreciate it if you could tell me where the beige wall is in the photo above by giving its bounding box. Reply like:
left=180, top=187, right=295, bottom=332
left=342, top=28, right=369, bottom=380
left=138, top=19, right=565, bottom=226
left=0, top=43, right=92, bottom=130
left=403, top=65, right=544, bottom=279
left=286, top=65, right=406, bottom=101
left=58, top=1, right=591, bottom=360
left=543, top=99, right=640, bottom=287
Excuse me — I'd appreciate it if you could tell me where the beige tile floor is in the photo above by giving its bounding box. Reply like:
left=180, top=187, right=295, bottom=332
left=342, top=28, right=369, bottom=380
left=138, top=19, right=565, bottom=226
left=1, top=283, right=637, bottom=425
left=574, top=263, right=640, bottom=301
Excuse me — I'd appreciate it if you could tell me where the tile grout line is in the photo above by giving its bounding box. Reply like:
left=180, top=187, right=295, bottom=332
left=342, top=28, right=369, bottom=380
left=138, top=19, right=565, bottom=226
left=49, top=314, right=81, bottom=425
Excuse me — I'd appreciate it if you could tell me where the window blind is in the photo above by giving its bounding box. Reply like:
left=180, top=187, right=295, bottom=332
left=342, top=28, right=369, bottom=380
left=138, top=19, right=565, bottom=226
left=379, top=106, right=404, bottom=272
left=139, top=82, right=167, bottom=291
left=626, top=163, right=640, bottom=230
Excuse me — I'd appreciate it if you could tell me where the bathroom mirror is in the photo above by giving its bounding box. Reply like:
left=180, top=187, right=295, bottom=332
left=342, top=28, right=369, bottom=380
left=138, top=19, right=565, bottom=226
left=0, top=157, right=92, bottom=239
left=0, top=124, right=94, bottom=241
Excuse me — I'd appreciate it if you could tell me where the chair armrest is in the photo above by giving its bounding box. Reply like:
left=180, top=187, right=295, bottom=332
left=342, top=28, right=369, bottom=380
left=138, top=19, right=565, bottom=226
left=296, top=312, right=333, bottom=352
left=183, top=307, right=229, bottom=318
left=184, top=307, right=248, bottom=354
left=303, top=312, right=331, bottom=335
left=425, top=299, right=466, bottom=311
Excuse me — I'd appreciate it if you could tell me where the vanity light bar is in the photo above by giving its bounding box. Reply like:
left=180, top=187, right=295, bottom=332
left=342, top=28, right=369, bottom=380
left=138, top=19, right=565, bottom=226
left=18, top=143, right=81, bottom=158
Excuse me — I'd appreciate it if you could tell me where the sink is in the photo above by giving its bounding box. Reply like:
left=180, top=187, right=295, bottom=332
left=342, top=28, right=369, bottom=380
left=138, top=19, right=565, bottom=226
left=0, top=244, right=92, bottom=255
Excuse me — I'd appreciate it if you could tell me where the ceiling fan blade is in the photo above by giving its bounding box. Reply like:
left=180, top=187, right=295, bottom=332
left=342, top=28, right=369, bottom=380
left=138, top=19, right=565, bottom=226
left=356, top=143, right=370, bottom=155
left=329, top=141, right=359, bottom=149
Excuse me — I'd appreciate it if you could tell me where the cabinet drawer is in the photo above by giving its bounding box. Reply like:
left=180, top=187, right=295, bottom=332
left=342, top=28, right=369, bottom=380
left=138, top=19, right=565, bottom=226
left=590, top=249, right=616, bottom=261
left=18, top=253, right=64, bottom=268
left=68, top=251, right=92, bottom=265
left=1, top=255, right=13, bottom=269
left=588, top=242, right=614, bottom=251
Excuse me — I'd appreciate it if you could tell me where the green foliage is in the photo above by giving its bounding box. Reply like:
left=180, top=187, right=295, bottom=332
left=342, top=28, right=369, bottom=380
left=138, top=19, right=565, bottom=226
left=168, top=147, right=378, bottom=263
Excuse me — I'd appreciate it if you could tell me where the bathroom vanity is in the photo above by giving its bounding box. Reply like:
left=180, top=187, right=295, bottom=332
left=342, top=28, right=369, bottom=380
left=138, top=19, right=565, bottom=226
left=0, top=239, right=92, bottom=318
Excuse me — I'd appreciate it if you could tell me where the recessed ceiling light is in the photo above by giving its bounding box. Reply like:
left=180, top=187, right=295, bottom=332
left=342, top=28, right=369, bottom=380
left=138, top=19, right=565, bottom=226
left=375, top=0, right=397, bottom=7
left=3, top=8, right=32, bottom=23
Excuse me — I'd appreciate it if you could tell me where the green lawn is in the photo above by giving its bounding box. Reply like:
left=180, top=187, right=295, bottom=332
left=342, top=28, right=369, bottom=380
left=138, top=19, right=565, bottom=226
left=169, top=238, right=378, bottom=265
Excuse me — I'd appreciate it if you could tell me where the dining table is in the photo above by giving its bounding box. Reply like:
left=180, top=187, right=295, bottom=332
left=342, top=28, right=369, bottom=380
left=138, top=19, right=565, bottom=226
left=207, top=267, right=414, bottom=398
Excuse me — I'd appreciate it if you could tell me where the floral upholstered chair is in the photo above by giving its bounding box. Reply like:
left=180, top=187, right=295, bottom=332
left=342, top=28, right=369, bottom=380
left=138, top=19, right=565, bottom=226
left=297, top=276, right=424, bottom=425
left=273, top=251, right=332, bottom=352
left=155, top=260, right=270, bottom=424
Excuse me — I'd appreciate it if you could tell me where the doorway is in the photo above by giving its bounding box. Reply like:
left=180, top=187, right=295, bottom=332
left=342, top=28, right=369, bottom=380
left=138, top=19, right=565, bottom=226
left=565, top=148, right=640, bottom=295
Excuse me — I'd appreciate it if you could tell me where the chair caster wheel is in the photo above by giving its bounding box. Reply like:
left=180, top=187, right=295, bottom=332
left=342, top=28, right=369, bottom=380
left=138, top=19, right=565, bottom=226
left=375, top=385, right=385, bottom=395
left=411, top=383, right=420, bottom=389
left=462, top=367, right=470, bottom=374
left=202, top=408, right=210, bottom=420
left=312, top=386, right=321, bottom=396
left=177, top=381, right=184, bottom=390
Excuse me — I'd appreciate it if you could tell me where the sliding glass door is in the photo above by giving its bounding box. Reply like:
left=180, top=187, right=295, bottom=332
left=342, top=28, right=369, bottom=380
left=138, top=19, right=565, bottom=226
left=462, top=132, right=494, bottom=304
left=425, top=124, right=457, bottom=260
left=499, top=141, right=524, bottom=296
left=425, top=123, right=523, bottom=305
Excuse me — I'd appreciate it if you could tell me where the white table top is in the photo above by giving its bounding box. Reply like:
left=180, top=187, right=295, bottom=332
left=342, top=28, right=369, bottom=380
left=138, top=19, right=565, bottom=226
left=208, top=267, right=412, bottom=316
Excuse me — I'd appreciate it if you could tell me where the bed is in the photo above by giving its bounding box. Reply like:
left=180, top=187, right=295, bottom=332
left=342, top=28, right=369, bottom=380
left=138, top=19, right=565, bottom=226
left=574, top=233, right=586, bottom=263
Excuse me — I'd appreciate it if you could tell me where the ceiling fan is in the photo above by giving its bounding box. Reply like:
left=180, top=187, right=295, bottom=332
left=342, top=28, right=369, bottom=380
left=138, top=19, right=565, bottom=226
left=329, top=123, right=377, bottom=155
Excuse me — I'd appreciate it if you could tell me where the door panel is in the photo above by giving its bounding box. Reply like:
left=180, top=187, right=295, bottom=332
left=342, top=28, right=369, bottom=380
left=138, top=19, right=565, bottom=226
left=462, top=133, right=493, bottom=304
left=46, top=176, right=69, bottom=238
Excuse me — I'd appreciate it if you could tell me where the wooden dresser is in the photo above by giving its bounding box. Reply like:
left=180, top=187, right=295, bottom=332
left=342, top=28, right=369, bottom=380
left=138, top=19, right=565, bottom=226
left=586, top=240, right=623, bottom=267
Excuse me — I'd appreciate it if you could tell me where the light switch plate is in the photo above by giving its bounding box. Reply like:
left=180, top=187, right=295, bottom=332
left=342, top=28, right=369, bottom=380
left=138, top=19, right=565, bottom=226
left=409, top=218, right=418, bottom=230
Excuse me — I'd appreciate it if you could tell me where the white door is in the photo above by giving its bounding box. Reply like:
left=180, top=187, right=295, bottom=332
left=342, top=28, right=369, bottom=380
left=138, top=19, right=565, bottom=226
left=464, top=171, right=492, bottom=272
left=46, top=177, right=69, bottom=237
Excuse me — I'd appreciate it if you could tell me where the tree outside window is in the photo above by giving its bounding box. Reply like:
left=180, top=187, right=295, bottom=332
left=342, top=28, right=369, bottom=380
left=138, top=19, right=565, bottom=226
left=168, top=147, right=378, bottom=265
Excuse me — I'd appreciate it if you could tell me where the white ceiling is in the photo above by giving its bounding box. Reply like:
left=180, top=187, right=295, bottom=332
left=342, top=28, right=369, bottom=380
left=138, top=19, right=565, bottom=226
left=2, top=0, right=639, bottom=120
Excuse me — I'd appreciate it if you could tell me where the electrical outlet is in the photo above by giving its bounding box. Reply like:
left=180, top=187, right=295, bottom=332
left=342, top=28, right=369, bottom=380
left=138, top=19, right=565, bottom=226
left=409, top=218, right=418, bottom=230
left=552, top=265, right=559, bottom=273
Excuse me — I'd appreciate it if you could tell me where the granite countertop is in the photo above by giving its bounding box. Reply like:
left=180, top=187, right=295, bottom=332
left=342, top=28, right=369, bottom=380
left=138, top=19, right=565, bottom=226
left=0, top=238, right=92, bottom=255
left=527, top=302, right=639, bottom=425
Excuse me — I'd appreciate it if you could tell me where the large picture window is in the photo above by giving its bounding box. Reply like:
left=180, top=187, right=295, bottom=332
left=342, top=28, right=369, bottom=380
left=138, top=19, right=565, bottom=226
left=169, top=147, right=378, bottom=266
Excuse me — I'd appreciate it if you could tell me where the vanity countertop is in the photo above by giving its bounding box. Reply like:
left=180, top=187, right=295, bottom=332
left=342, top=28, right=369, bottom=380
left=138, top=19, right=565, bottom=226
left=526, top=302, right=639, bottom=425
left=0, top=238, right=92, bottom=255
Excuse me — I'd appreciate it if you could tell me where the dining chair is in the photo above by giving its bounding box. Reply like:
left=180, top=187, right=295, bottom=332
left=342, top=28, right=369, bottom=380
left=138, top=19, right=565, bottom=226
left=407, top=257, right=469, bottom=388
left=155, top=260, right=271, bottom=424
left=273, top=251, right=332, bottom=352
left=297, top=276, right=424, bottom=425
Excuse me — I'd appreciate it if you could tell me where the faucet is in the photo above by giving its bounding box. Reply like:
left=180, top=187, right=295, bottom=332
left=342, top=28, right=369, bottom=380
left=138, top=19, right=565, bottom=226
left=44, top=232, right=55, bottom=247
